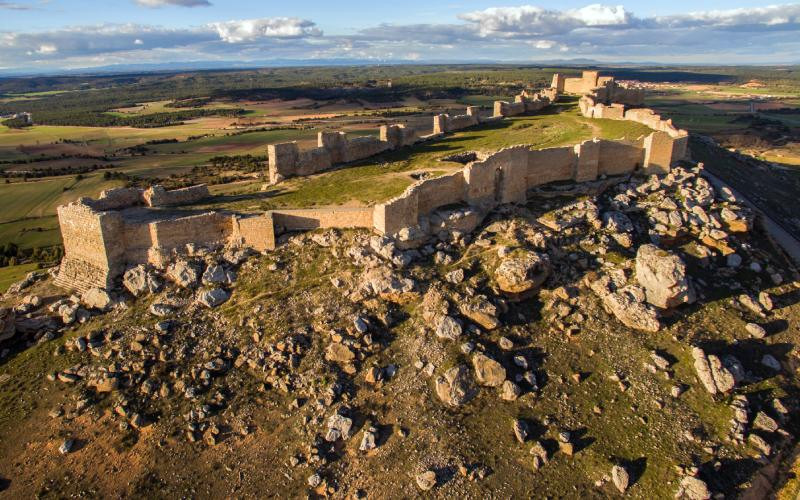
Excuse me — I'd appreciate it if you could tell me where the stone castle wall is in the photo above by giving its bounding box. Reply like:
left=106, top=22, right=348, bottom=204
left=56, top=70, right=693, bottom=291
left=268, top=89, right=554, bottom=184
left=562, top=70, right=644, bottom=106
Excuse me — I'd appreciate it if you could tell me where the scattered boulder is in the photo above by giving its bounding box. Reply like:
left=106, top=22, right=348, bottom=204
left=58, top=439, right=74, bottom=455
left=202, top=265, right=235, bottom=286
left=590, top=275, right=660, bottom=332
left=500, top=380, right=521, bottom=401
left=166, top=260, right=200, bottom=288
left=197, top=288, right=229, bottom=308
left=360, top=267, right=415, bottom=302
left=472, top=352, right=506, bottom=387
left=745, top=322, right=767, bottom=339
left=421, top=286, right=449, bottom=322
left=435, top=315, right=462, bottom=340
left=325, top=343, right=355, bottom=364
left=434, top=365, right=477, bottom=406
left=81, top=287, right=113, bottom=311
left=416, top=470, right=437, bottom=491
left=512, top=419, right=528, bottom=443
left=692, top=347, right=742, bottom=395
left=753, top=411, right=779, bottom=433
left=325, top=413, right=353, bottom=442
left=677, top=476, right=711, bottom=500
left=611, top=464, right=630, bottom=493
left=123, top=265, right=162, bottom=296
left=0, top=307, right=15, bottom=343
left=459, top=296, right=500, bottom=330
left=494, top=251, right=551, bottom=298
left=635, top=245, right=695, bottom=309
left=359, top=427, right=378, bottom=452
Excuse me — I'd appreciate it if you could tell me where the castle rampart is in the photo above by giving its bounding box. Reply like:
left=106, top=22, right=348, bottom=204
left=55, top=70, right=692, bottom=292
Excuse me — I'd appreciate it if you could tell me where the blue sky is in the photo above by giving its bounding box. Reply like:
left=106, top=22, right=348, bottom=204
left=2, top=1, right=800, bottom=70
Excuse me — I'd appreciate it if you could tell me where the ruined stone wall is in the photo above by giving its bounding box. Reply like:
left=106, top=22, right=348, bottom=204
left=143, top=184, right=209, bottom=207
left=345, top=136, right=391, bottom=162
left=413, top=172, right=466, bottom=214
left=493, top=100, right=527, bottom=118
left=87, top=187, right=143, bottom=211
left=597, top=139, right=646, bottom=176
left=148, top=213, right=232, bottom=255
left=232, top=214, right=275, bottom=252
left=372, top=135, right=651, bottom=236
left=295, top=147, right=333, bottom=177
left=272, top=207, right=374, bottom=232
left=526, top=147, right=577, bottom=188
left=55, top=202, right=125, bottom=291
left=380, top=124, right=418, bottom=148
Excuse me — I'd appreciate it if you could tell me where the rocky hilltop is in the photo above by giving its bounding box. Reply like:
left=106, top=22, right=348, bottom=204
left=1, top=160, right=799, bottom=497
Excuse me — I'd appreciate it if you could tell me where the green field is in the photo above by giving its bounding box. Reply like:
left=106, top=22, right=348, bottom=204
left=0, top=174, right=124, bottom=249
left=0, top=262, right=39, bottom=293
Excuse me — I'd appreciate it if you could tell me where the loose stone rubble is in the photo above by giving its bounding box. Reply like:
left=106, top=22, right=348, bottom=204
left=0, top=159, right=797, bottom=499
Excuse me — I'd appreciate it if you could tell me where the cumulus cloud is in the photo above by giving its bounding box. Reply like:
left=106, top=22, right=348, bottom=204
left=2, top=3, right=800, bottom=70
left=458, top=4, right=634, bottom=37
left=134, top=0, right=211, bottom=7
left=211, top=17, right=322, bottom=43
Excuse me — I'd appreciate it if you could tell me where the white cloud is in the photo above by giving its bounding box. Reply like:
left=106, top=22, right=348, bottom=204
left=134, top=0, right=211, bottom=7
left=458, top=4, right=635, bottom=37
left=211, top=17, right=322, bottom=43
left=2, top=4, right=800, bottom=70
left=36, top=43, right=56, bottom=54
left=532, top=39, right=555, bottom=49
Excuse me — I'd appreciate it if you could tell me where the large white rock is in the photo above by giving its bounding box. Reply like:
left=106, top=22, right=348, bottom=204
left=166, top=260, right=200, bottom=288
left=197, top=288, right=229, bottom=308
left=81, top=287, right=113, bottom=311
left=435, top=365, right=477, bottom=406
left=635, top=244, right=695, bottom=309
left=123, top=265, right=162, bottom=296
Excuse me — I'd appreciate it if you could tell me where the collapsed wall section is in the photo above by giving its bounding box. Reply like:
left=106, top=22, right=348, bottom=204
left=143, top=184, right=210, bottom=207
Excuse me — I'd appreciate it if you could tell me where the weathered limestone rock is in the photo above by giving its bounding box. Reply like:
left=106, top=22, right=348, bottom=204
left=435, top=315, right=462, bottom=340
left=421, top=286, right=449, bottom=322
left=81, top=287, right=113, bottom=311
left=494, top=251, right=551, bottom=298
left=677, top=476, right=711, bottom=499
left=123, top=265, right=162, bottom=296
left=360, top=267, right=415, bottom=302
left=611, top=465, right=630, bottom=493
left=197, top=288, right=229, bottom=308
left=202, top=265, right=235, bottom=286
left=166, top=260, right=200, bottom=288
left=325, top=413, right=353, bottom=442
left=692, top=347, right=742, bottom=395
left=513, top=419, right=529, bottom=443
left=435, top=365, right=477, bottom=406
left=472, top=352, right=506, bottom=387
left=459, top=296, right=500, bottom=330
left=416, top=470, right=437, bottom=491
left=753, top=411, right=779, bottom=433
left=325, top=343, right=355, bottom=364
left=500, top=380, right=521, bottom=401
left=635, top=244, right=695, bottom=309
left=0, top=307, right=15, bottom=343
left=590, top=275, right=660, bottom=332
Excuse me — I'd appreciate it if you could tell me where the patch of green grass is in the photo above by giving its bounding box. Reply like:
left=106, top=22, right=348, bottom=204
left=0, top=262, right=39, bottom=292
